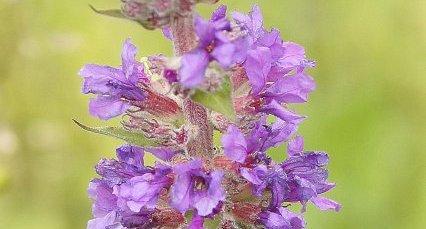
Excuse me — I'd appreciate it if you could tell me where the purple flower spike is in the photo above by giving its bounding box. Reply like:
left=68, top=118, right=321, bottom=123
left=258, top=207, right=306, bottom=229
left=81, top=3, right=339, bottom=228
left=79, top=39, right=147, bottom=120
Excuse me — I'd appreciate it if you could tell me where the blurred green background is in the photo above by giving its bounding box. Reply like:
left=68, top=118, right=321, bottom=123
left=0, top=0, right=425, bottom=228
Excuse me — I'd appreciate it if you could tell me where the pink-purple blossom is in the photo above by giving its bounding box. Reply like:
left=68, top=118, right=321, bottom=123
left=79, top=39, right=148, bottom=120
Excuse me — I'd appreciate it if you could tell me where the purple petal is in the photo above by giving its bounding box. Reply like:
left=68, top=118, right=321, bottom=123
left=121, top=39, right=138, bottom=71
left=240, top=166, right=267, bottom=186
left=194, top=170, right=225, bottom=216
left=245, top=116, right=268, bottom=152
left=211, top=42, right=236, bottom=68
left=245, top=47, right=272, bottom=94
left=170, top=172, right=193, bottom=213
left=88, top=180, right=118, bottom=218
left=145, top=147, right=180, bottom=161
left=287, top=136, right=304, bottom=156
left=258, top=207, right=305, bottom=229
left=188, top=213, right=205, bottom=229
left=87, top=211, right=118, bottom=229
left=261, top=119, right=299, bottom=151
left=311, top=196, right=341, bottom=212
left=173, top=159, right=202, bottom=174
left=250, top=4, right=264, bottom=34
left=221, top=125, right=248, bottom=163
left=194, top=16, right=216, bottom=47
left=276, top=207, right=306, bottom=229
left=89, top=96, right=130, bottom=120
left=231, top=11, right=250, bottom=25
left=258, top=100, right=305, bottom=123
left=277, top=42, right=307, bottom=74
left=79, top=64, right=124, bottom=95
left=116, top=145, right=144, bottom=168
left=179, top=49, right=210, bottom=88
left=264, top=73, right=316, bottom=103
left=233, top=4, right=264, bottom=38
left=162, top=26, right=172, bottom=40
left=211, top=5, right=227, bottom=21
left=257, top=29, right=285, bottom=59
left=95, top=158, right=150, bottom=186
left=114, top=173, right=171, bottom=212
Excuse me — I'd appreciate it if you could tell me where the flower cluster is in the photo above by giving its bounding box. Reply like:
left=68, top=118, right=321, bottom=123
left=79, top=3, right=339, bottom=229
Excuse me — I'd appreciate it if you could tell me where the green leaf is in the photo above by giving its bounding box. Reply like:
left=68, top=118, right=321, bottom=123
left=191, top=77, right=236, bottom=121
left=73, top=119, right=159, bottom=147
left=89, top=5, right=126, bottom=19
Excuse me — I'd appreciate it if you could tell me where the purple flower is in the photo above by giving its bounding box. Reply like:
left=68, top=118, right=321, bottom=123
left=179, top=5, right=247, bottom=88
left=232, top=5, right=316, bottom=123
left=116, top=144, right=144, bottom=167
left=240, top=165, right=288, bottom=208
left=240, top=137, right=340, bottom=211
left=221, top=117, right=298, bottom=164
left=114, top=165, right=172, bottom=212
left=258, top=207, right=306, bottom=229
left=95, top=145, right=151, bottom=185
left=232, top=4, right=264, bottom=42
left=281, top=152, right=337, bottom=206
left=170, top=160, right=225, bottom=216
left=79, top=39, right=148, bottom=120
left=245, top=46, right=272, bottom=95
left=234, top=5, right=313, bottom=76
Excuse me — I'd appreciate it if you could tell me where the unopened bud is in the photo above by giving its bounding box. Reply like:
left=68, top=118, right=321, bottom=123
left=121, top=0, right=199, bottom=29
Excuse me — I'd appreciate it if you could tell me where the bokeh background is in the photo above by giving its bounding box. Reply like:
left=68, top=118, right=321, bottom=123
left=0, top=0, right=425, bottom=228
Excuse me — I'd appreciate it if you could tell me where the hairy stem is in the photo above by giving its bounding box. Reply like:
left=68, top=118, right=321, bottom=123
left=170, top=14, right=213, bottom=158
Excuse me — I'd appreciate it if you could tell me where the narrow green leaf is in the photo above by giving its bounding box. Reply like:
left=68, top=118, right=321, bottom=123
left=89, top=5, right=125, bottom=19
left=191, top=77, right=236, bottom=121
left=73, top=119, right=159, bottom=147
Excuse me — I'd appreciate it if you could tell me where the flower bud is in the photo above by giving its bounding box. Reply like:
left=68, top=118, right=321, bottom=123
left=121, top=0, right=198, bottom=29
